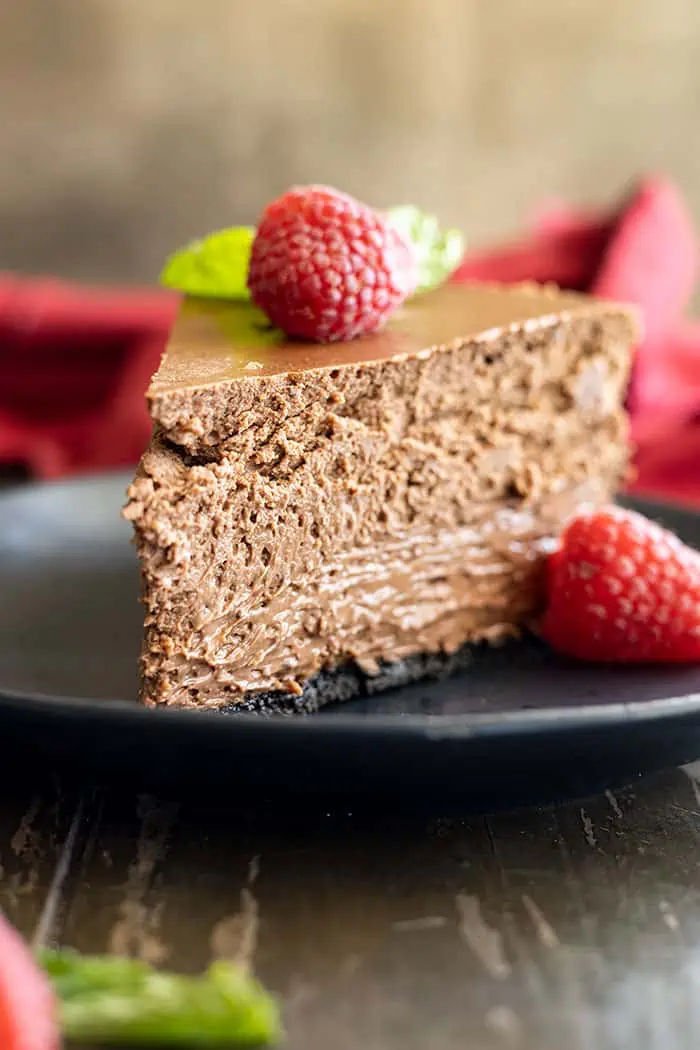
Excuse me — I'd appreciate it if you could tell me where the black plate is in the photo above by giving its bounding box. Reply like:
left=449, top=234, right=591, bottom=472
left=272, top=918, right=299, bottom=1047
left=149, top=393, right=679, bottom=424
left=1, top=472, right=700, bottom=810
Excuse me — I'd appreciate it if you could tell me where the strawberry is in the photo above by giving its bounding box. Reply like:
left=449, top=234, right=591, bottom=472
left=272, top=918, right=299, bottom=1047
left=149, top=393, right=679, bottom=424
left=247, top=185, right=417, bottom=343
left=541, top=506, right=700, bottom=663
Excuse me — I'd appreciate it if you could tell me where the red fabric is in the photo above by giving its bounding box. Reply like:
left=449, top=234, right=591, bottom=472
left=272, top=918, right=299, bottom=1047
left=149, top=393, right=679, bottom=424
left=0, top=277, right=178, bottom=477
left=1, top=175, right=699, bottom=507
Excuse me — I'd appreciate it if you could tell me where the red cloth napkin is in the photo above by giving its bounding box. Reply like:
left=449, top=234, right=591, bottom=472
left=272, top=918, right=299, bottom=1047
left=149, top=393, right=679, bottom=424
left=0, top=278, right=177, bottom=477
left=1, top=175, right=699, bottom=507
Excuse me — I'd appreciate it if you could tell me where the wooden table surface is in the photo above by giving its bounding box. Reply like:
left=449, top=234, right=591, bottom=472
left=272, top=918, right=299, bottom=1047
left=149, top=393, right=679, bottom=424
left=6, top=762, right=700, bottom=1050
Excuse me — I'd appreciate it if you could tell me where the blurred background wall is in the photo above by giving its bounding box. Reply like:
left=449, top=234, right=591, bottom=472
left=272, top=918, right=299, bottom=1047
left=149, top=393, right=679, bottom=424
left=1, top=0, right=699, bottom=285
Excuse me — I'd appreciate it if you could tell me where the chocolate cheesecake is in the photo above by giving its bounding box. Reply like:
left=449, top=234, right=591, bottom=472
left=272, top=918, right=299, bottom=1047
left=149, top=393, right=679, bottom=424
left=124, top=281, right=640, bottom=711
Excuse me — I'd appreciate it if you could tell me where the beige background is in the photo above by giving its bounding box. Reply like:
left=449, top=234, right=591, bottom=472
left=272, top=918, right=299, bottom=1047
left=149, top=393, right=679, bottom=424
left=1, top=0, right=699, bottom=285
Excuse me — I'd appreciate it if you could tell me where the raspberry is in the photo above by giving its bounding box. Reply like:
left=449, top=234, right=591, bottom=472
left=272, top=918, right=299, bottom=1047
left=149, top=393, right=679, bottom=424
left=541, top=506, right=700, bottom=663
left=247, top=185, right=417, bottom=343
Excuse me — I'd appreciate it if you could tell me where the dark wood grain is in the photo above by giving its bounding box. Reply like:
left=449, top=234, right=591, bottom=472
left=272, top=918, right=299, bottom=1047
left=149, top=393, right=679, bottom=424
left=6, top=765, right=700, bottom=1049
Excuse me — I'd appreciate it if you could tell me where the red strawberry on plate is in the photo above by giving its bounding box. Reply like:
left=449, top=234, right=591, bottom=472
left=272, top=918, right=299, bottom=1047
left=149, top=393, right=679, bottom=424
left=541, top=506, right=700, bottom=663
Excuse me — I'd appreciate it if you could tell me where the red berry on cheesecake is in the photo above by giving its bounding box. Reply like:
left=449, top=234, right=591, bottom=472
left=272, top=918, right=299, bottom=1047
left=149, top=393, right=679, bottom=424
left=247, top=185, right=417, bottom=343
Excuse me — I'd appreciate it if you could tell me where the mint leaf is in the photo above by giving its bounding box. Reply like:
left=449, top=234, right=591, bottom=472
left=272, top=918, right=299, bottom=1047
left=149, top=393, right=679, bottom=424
left=160, top=227, right=255, bottom=300
left=39, top=949, right=281, bottom=1047
left=386, top=206, right=464, bottom=294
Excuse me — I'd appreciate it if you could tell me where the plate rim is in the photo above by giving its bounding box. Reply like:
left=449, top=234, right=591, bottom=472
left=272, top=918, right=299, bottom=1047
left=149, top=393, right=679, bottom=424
left=3, top=684, right=700, bottom=740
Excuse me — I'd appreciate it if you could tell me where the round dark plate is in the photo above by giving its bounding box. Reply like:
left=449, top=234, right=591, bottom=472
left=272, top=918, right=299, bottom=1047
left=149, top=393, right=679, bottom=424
left=1, top=472, right=700, bottom=810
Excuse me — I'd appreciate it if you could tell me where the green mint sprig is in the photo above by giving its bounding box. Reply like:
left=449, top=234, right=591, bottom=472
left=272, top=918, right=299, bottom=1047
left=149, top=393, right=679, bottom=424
left=158, top=206, right=463, bottom=301
left=39, top=948, right=281, bottom=1047
left=160, top=227, right=255, bottom=301
left=386, top=205, right=464, bottom=295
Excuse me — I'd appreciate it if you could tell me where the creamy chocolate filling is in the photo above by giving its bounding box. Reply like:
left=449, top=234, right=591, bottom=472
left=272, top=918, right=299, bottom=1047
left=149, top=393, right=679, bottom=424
left=141, top=482, right=604, bottom=708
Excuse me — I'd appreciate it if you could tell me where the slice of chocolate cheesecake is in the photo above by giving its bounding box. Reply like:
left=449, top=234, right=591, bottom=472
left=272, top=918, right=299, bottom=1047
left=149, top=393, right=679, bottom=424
left=124, top=281, right=640, bottom=711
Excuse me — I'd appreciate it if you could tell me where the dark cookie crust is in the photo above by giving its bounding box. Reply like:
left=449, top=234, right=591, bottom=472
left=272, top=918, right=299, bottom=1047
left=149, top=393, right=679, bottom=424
left=218, top=643, right=481, bottom=714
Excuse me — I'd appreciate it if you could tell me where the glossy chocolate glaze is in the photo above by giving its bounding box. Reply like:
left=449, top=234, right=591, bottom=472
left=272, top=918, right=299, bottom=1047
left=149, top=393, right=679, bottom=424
left=149, top=281, right=628, bottom=394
